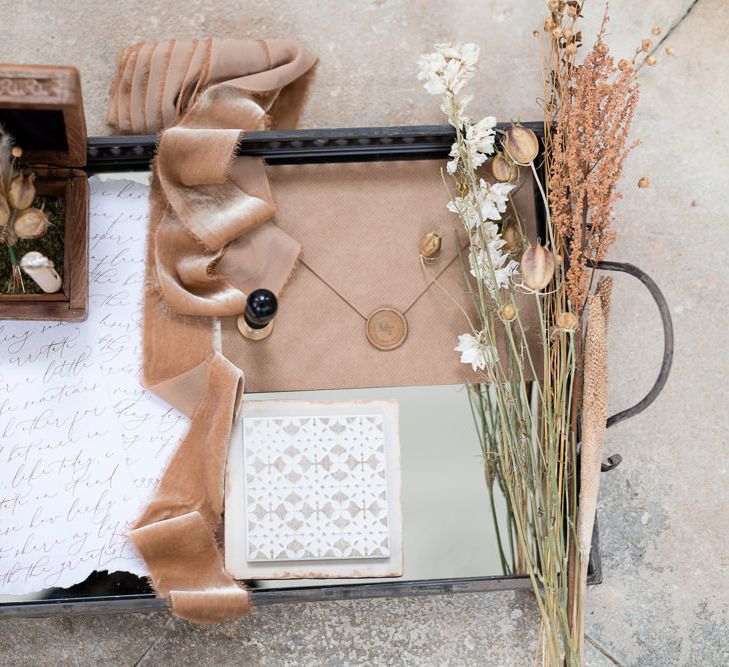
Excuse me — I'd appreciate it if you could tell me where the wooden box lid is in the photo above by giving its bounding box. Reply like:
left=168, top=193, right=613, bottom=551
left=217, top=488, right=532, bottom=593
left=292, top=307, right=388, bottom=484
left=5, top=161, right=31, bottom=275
left=0, top=64, right=86, bottom=168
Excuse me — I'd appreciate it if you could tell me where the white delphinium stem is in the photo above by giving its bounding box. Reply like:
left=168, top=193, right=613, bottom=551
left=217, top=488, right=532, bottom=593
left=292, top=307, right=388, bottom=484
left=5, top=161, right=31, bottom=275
left=418, top=42, right=519, bottom=370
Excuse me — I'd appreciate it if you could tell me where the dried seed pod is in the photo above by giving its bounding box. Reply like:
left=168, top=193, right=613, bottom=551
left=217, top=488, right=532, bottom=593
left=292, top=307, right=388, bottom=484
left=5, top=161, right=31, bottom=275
left=503, top=126, right=540, bottom=165
left=641, top=39, right=653, bottom=52
left=419, top=231, right=442, bottom=259
left=8, top=173, right=36, bottom=210
left=501, top=221, right=523, bottom=255
left=638, top=176, right=650, bottom=188
left=499, top=303, right=517, bottom=322
left=0, top=195, right=9, bottom=229
left=645, top=55, right=658, bottom=66
left=520, top=244, right=555, bottom=290
left=11, top=146, right=22, bottom=158
left=14, top=207, right=49, bottom=239
left=491, top=153, right=518, bottom=183
left=556, top=311, right=579, bottom=331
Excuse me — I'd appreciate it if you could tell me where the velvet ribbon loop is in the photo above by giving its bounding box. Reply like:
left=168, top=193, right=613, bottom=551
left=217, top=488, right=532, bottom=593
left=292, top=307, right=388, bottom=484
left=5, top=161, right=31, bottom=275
left=108, top=37, right=316, bottom=623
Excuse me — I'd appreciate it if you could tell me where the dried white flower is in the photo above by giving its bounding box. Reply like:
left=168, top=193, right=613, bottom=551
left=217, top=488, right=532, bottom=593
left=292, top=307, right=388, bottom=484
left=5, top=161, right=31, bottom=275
left=446, top=179, right=519, bottom=295
left=445, top=117, right=498, bottom=174
left=417, top=42, right=480, bottom=97
left=446, top=191, right=478, bottom=227
left=447, top=179, right=514, bottom=228
left=440, top=94, right=473, bottom=126
left=446, top=141, right=462, bottom=174
left=467, top=116, right=497, bottom=154
left=469, top=240, right=520, bottom=293
left=479, top=179, right=513, bottom=221
left=455, top=332, right=498, bottom=371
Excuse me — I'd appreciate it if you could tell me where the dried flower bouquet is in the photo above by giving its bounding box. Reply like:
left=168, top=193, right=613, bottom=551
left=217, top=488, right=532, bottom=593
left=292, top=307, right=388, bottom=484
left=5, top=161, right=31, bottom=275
left=418, top=2, right=658, bottom=664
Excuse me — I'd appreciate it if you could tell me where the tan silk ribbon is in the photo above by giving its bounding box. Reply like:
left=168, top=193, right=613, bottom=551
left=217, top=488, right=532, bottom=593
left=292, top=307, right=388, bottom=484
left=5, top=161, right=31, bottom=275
left=108, top=37, right=317, bottom=623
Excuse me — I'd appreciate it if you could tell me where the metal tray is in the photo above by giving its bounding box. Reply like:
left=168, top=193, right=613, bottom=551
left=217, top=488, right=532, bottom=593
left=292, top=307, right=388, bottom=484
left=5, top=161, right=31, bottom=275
left=0, top=124, right=673, bottom=618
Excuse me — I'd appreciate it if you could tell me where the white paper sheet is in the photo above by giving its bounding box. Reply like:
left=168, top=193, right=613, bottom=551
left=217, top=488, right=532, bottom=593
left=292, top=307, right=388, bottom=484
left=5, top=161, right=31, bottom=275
left=0, top=177, right=187, bottom=596
left=87, top=177, right=187, bottom=497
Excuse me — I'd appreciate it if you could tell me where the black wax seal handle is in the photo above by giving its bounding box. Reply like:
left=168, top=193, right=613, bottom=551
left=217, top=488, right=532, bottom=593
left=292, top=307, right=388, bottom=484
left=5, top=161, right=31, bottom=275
left=244, top=289, right=278, bottom=330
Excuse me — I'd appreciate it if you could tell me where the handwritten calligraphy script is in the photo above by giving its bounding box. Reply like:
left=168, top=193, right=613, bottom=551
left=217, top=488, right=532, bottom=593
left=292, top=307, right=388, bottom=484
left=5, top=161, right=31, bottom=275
left=0, top=177, right=188, bottom=596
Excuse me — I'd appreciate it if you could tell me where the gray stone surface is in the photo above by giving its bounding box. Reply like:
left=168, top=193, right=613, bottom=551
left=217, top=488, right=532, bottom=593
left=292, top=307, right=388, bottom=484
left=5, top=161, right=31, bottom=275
left=0, top=0, right=697, bottom=134
left=0, top=594, right=618, bottom=666
left=1, top=0, right=727, bottom=664
left=587, top=0, right=729, bottom=664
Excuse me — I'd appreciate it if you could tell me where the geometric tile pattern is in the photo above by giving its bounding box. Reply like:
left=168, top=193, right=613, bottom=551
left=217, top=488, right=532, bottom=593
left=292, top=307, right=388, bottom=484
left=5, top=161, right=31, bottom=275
left=243, top=414, right=391, bottom=562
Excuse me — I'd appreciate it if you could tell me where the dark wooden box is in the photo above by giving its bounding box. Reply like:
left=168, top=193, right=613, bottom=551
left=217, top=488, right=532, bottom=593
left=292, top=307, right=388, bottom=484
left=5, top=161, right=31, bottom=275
left=0, top=64, right=89, bottom=321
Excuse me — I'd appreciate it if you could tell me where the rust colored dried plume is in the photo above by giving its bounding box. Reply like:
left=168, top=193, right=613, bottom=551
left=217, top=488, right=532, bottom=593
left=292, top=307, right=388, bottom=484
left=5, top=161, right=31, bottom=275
left=549, top=18, right=640, bottom=309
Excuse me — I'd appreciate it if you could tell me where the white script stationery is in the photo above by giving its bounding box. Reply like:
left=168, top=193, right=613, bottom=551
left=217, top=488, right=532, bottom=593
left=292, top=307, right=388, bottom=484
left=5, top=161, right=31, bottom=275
left=0, top=177, right=187, bottom=596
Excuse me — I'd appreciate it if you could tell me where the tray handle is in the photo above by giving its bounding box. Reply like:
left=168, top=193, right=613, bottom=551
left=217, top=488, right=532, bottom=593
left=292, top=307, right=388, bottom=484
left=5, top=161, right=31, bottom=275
left=594, top=260, right=674, bottom=472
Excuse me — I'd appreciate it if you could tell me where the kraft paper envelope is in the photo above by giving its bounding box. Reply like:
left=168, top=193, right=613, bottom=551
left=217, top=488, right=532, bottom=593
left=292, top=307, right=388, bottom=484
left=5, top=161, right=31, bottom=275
left=220, top=158, right=541, bottom=392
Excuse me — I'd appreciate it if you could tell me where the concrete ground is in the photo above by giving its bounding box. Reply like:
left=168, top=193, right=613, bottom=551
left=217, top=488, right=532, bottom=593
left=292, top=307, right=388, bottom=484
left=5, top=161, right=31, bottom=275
left=1, top=0, right=727, bottom=664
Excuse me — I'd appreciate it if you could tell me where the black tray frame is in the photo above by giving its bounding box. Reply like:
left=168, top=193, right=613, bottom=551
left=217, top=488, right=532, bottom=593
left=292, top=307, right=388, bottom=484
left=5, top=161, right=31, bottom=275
left=0, top=124, right=673, bottom=618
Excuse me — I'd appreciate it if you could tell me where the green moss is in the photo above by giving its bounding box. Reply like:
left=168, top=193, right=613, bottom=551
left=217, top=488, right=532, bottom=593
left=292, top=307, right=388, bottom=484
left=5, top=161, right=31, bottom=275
left=0, top=195, right=65, bottom=294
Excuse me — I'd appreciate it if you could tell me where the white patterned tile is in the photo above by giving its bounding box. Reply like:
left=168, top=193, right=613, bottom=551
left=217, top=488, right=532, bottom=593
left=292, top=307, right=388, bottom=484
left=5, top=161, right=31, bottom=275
left=244, top=414, right=391, bottom=562
left=225, top=400, right=402, bottom=580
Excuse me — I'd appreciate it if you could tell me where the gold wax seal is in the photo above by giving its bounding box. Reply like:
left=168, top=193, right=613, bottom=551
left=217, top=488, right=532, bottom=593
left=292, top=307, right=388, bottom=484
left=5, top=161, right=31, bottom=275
left=366, top=308, right=408, bottom=351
